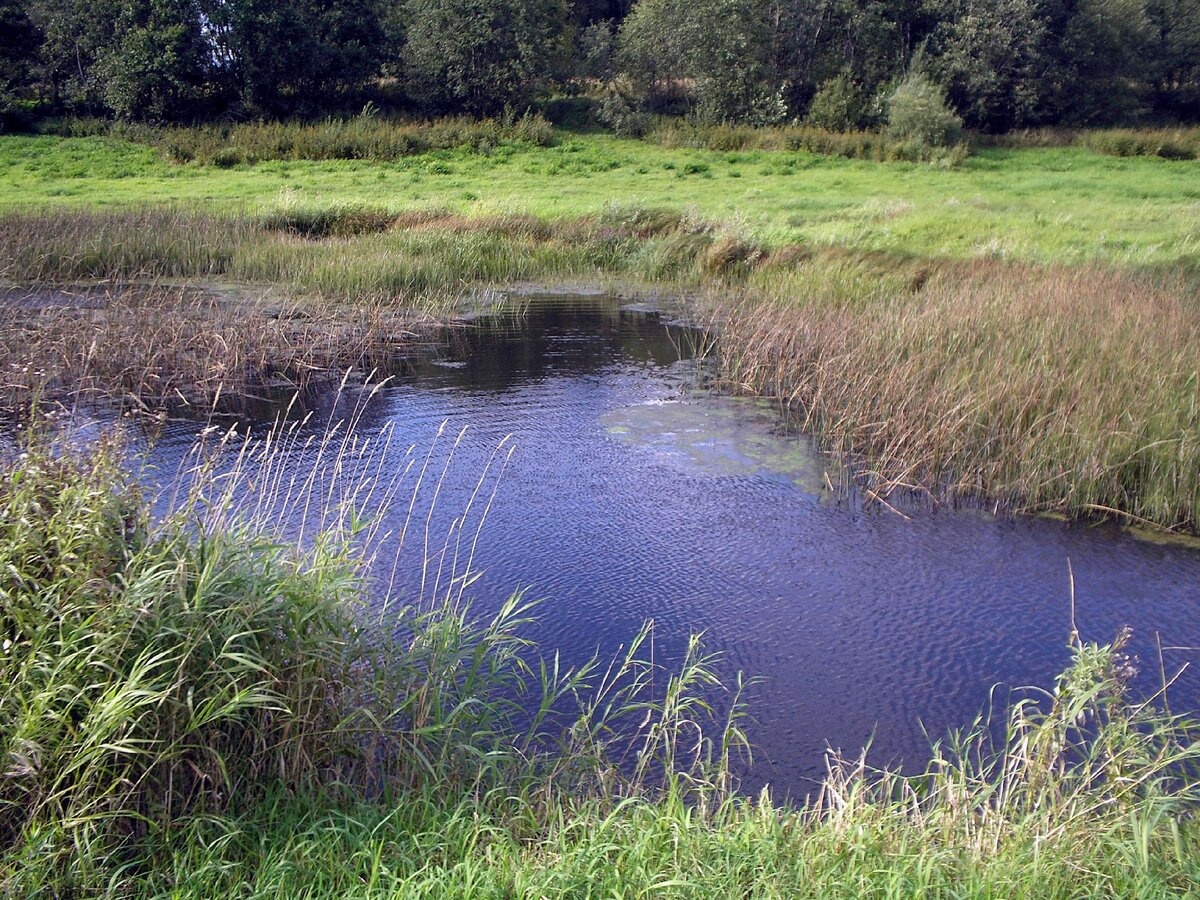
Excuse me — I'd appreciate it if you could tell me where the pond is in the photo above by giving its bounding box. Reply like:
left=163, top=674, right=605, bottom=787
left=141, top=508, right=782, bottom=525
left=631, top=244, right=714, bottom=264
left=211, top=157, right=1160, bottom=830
left=130, top=294, right=1200, bottom=800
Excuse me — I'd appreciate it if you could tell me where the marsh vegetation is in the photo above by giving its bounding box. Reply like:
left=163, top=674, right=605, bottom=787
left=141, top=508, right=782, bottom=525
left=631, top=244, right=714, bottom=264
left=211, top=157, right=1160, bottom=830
left=2, top=17, right=1199, bottom=883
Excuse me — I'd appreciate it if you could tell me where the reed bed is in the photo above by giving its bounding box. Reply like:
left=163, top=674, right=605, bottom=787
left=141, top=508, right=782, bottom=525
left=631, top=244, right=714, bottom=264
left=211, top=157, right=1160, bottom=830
left=2, top=206, right=1198, bottom=532
left=649, top=120, right=970, bottom=165
left=0, top=283, right=439, bottom=412
left=1, top=420, right=1198, bottom=896
left=979, top=126, right=1200, bottom=160
left=713, top=259, right=1200, bottom=531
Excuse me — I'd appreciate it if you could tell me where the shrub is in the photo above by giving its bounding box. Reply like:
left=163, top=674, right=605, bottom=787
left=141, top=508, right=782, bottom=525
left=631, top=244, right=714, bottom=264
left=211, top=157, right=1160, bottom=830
left=886, top=72, right=963, bottom=148
left=597, top=90, right=653, bottom=138
left=805, top=72, right=868, bottom=132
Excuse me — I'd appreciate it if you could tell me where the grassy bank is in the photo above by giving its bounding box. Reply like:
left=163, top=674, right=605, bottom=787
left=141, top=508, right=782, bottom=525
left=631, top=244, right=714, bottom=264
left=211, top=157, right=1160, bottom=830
left=1, top=433, right=1198, bottom=897
left=2, top=131, right=1198, bottom=262
left=2, top=205, right=1198, bottom=532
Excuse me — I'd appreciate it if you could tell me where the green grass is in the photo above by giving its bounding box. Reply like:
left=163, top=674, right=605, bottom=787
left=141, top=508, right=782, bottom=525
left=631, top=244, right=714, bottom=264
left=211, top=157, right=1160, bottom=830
left=2, top=131, right=1198, bottom=265
left=2, top=428, right=1199, bottom=898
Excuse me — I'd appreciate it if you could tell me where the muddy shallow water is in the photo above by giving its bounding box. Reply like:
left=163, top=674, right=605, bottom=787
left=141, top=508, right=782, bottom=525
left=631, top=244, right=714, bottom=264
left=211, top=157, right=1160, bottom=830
left=111, top=294, right=1200, bottom=799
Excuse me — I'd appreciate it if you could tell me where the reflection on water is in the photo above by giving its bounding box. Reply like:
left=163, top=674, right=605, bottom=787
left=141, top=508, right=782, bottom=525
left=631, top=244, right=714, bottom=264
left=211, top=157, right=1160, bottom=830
left=126, top=295, right=1200, bottom=799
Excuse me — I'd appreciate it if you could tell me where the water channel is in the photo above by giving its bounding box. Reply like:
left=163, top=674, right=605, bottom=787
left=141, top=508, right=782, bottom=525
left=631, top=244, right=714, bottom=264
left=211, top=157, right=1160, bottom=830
left=128, top=294, right=1200, bottom=799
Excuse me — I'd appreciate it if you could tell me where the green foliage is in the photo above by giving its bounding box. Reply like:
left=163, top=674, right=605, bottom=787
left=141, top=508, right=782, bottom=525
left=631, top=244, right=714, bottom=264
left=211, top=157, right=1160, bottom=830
left=5, top=0, right=1200, bottom=128
left=805, top=71, right=870, bottom=132
left=204, top=0, right=386, bottom=116
left=886, top=70, right=964, bottom=148
left=402, top=0, right=571, bottom=115
left=927, top=0, right=1047, bottom=132
left=0, top=0, right=39, bottom=124
left=94, top=0, right=210, bottom=121
left=1049, top=0, right=1157, bottom=125
left=616, top=0, right=783, bottom=124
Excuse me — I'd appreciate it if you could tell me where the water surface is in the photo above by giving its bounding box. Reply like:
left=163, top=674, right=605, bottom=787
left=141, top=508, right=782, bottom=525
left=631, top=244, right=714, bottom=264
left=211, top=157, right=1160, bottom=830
left=136, top=295, right=1200, bottom=799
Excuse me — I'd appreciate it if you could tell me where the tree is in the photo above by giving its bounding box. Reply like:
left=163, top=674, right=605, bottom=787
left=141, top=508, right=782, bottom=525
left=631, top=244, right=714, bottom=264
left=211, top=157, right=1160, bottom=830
left=617, top=0, right=783, bottom=123
left=926, top=0, right=1048, bottom=131
left=1146, top=0, right=1200, bottom=118
left=203, top=0, right=385, bottom=115
left=402, top=0, right=571, bottom=115
left=1039, top=0, right=1155, bottom=124
left=94, top=0, right=209, bottom=120
left=27, top=0, right=124, bottom=111
left=0, top=0, right=40, bottom=121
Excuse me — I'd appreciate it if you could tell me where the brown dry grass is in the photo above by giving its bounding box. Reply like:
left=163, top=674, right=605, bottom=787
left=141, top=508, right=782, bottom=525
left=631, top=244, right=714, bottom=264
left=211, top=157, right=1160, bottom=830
left=0, top=284, right=434, bottom=413
left=709, top=259, right=1200, bottom=531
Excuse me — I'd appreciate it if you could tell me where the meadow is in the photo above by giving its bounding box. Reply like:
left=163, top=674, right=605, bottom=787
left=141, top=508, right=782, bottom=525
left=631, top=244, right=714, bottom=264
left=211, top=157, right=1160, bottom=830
left=2, top=130, right=1198, bottom=264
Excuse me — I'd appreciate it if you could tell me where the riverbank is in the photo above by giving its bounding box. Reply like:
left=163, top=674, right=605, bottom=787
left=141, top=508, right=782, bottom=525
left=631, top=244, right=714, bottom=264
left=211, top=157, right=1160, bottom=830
left=2, top=194, right=1198, bottom=532
left=2, top=431, right=1198, bottom=897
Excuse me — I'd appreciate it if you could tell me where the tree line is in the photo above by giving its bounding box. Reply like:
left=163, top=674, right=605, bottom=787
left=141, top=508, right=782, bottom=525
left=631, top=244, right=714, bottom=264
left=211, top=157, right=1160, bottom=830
left=1, top=0, right=1197, bottom=131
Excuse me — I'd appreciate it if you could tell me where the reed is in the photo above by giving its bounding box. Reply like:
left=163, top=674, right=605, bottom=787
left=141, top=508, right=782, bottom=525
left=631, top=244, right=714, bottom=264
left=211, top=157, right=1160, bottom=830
left=38, top=113, right=557, bottom=165
left=978, top=126, right=1200, bottom=160
left=649, top=119, right=970, bottom=165
left=710, top=258, right=1200, bottom=531
left=0, top=419, right=749, bottom=893
left=1, top=422, right=1198, bottom=896
left=0, top=282, right=441, bottom=413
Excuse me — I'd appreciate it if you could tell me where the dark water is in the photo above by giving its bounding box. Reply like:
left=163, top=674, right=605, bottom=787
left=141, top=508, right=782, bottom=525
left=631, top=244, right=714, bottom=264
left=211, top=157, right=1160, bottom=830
left=133, top=295, right=1200, bottom=799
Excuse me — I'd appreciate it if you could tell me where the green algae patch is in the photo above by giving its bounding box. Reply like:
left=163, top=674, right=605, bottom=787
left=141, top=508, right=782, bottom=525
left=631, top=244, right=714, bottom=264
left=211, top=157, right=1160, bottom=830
left=601, top=397, right=829, bottom=493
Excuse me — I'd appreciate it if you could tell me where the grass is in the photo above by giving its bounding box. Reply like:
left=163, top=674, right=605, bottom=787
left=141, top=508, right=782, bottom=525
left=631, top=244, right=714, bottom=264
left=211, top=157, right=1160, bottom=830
left=1, top=130, right=1198, bottom=263
left=2, top=205, right=1198, bottom=532
left=1, top=425, right=1199, bottom=897
left=0, top=281, right=441, bottom=413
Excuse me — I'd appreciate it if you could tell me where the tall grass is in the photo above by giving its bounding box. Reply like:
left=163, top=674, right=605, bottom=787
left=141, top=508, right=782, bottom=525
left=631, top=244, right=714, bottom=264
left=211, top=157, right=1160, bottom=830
left=38, top=113, right=557, bottom=166
left=2, top=205, right=1198, bottom=532
left=0, top=419, right=749, bottom=893
left=1, top=422, right=1198, bottom=896
left=649, top=120, right=970, bottom=165
left=712, top=258, right=1200, bottom=531
left=979, top=126, right=1200, bottom=160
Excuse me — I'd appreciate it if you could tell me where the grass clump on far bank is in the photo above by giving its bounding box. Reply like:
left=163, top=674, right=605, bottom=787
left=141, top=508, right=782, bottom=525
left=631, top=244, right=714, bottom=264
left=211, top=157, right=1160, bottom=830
left=0, top=281, right=439, bottom=413
left=1, top=429, right=1199, bottom=897
left=37, top=113, right=557, bottom=166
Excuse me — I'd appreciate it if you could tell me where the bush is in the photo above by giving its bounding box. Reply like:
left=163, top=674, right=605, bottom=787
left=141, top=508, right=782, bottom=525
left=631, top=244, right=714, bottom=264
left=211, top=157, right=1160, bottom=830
left=805, top=72, right=868, bottom=132
left=886, top=72, right=963, bottom=148
left=597, top=90, right=653, bottom=138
